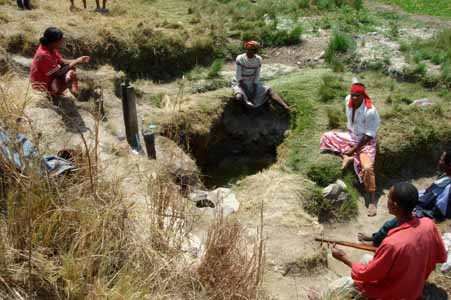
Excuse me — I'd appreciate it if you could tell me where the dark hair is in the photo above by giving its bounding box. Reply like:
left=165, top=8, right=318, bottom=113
left=391, top=182, right=418, bottom=213
left=40, top=27, right=64, bottom=46
left=444, top=147, right=451, bottom=166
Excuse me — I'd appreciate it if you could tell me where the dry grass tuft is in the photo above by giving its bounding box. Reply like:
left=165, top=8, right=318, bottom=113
left=197, top=211, right=265, bottom=300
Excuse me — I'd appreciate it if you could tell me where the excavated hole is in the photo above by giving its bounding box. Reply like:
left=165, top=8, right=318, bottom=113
left=164, top=101, right=291, bottom=188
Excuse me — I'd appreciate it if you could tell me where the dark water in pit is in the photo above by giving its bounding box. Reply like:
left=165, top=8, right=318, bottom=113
left=186, top=102, right=291, bottom=189
left=200, top=152, right=277, bottom=188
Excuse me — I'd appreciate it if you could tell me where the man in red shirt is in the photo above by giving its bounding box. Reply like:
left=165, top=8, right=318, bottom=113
left=30, top=27, right=90, bottom=101
left=330, top=182, right=447, bottom=300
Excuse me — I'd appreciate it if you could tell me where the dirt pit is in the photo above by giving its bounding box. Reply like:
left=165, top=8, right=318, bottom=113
left=166, top=101, right=291, bottom=188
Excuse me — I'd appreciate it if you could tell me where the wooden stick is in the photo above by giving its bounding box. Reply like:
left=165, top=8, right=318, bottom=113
left=315, top=237, right=377, bottom=252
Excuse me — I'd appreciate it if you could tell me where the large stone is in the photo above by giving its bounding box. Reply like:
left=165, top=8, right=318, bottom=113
left=11, top=55, right=32, bottom=74
left=323, top=179, right=348, bottom=203
left=189, top=187, right=240, bottom=217
left=156, top=136, right=201, bottom=189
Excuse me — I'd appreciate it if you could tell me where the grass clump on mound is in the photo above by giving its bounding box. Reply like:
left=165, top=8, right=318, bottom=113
left=307, top=154, right=342, bottom=187
left=401, top=29, right=451, bottom=87
left=318, top=74, right=347, bottom=102
left=326, top=106, right=346, bottom=129
left=325, top=30, right=356, bottom=64
left=303, top=173, right=359, bottom=223
left=378, top=103, right=451, bottom=177
left=198, top=214, right=264, bottom=299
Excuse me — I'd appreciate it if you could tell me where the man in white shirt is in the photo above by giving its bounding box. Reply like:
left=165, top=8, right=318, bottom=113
left=232, top=41, right=290, bottom=111
left=320, top=81, right=381, bottom=216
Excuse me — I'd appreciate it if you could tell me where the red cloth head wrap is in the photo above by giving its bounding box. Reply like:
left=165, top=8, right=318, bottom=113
left=244, top=41, right=260, bottom=50
left=349, top=83, right=373, bottom=109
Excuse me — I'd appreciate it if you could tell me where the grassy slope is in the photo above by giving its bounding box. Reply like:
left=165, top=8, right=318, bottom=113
left=379, top=0, right=451, bottom=18
left=265, top=69, right=451, bottom=220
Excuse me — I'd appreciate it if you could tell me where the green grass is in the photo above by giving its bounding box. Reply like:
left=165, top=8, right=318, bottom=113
left=325, top=30, right=356, bottom=65
left=400, top=29, right=451, bottom=87
left=380, top=0, right=451, bottom=18
left=268, top=69, right=451, bottom=222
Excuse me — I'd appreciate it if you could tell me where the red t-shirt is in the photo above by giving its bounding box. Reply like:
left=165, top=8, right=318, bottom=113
left=351, top=217, right=447, bottom=300
left=29, top=45, right=62, bottom=91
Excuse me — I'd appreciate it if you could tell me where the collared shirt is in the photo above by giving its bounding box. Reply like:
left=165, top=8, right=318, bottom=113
left=30, top=45, right=62, bottom=91
left=352, top=217, right=447, bottom=300
left=345, top=95, right=380, bottom=138
left=235, top=53, right=262, bottom=84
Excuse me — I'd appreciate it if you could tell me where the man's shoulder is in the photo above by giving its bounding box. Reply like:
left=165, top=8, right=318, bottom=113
left=365, top=105, right=379, bottom=117
left=235, top=53, right=245, bottom=63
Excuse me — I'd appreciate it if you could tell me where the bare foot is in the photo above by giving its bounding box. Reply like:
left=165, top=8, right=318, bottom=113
left=367, top=203, right=377, bottom=217
left=357, top=232, right=372, bottom=242
left=341, top=155, right=353, bottom=169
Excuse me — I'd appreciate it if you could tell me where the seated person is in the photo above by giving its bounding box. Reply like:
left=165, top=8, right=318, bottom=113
left=320, top=81, right=380, bottom=216
left=358, top=148, right=451, bottom=246
left=232, top=41, right=290, bottom=111
left=30, top=27, right=90, bottom=100
left=329, top=182, right=447, bottom=300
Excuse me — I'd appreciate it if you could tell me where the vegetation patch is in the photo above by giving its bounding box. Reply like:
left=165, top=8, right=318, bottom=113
left=306, top=154, right=342, bottom=187
left=318, top=74, right=347, bottom=102
left=303, top=173, right=359, bottom=222
left=380, top=0, right=451, bottom=18
left=400, top=29, right=451, bottom=87
left=325, top=30, right=356, bottom=69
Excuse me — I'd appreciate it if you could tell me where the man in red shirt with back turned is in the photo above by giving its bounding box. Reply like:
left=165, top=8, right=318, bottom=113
left=329, top=182, right=447, bottom=300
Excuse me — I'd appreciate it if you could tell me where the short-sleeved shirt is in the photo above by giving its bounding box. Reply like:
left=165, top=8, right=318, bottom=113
left=352, top=217, right=447, bottom=300
left=234, top=53, right=262, bottom=84
left=345, top=95, right=380, bottom=138
left=30, top=45, right=62, bottom=91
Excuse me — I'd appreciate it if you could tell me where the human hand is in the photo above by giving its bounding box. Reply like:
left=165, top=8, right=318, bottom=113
left=344, top=147, right=356, bottom=156
left=77, top=56, right=90, bottom=64
left=357, top=233, right=372, bottom=242
left=331, top=244, right=347, bottom=261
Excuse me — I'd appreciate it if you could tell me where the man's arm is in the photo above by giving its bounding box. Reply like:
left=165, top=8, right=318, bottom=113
left=55, top=56, right=90, bottom=77
left=332, top=243, right=395, bottom=282
left=345, top=135, right=372, bottom=156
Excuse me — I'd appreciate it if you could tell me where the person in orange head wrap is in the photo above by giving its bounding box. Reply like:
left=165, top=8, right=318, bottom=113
left=320, top=79, right=380, bottom=217
left=232, top=41, right=290, bottom=111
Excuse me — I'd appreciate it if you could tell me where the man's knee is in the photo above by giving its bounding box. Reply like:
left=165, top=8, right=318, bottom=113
left=234, top=93, right=244, bottom=101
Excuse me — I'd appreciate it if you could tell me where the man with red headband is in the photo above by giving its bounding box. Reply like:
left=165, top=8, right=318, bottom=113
left=320, top=80, right=380, bottom=216
left=232, top=41, right=290, bottom=111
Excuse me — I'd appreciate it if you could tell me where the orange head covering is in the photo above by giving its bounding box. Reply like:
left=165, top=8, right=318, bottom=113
left=349, top=83, right=373, bottom=109
left=244, top=40, right=260, bottom=50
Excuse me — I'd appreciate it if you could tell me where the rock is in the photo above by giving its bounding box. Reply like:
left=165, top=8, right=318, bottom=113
left=190, top=187, right=239, bottom=217
left=411, top=98, right=433, bottom=107
left=318, top=51, right=325, bottom=59
left=323, top=179, right=348, bottom=203
left=441, top=233, right=451, bottom=273
left=156, top=136, right=201, bottom=189
left=182, top=233, right=204, bottom=258
left=11, top=55, right=32, bottom=74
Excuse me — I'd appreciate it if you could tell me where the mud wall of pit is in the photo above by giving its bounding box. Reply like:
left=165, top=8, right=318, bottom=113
left=161, top=101, right=291, bottom=187
left=4, top=28, right=216, bottom=81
